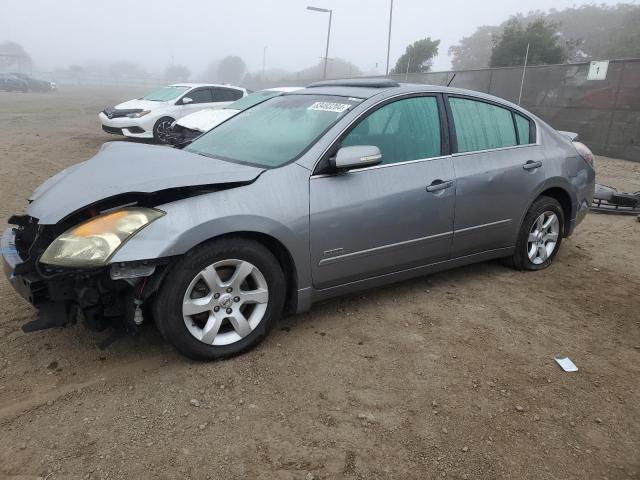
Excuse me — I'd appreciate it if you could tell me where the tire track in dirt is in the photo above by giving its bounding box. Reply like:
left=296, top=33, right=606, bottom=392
left=0, top=353, right=168, bottom=423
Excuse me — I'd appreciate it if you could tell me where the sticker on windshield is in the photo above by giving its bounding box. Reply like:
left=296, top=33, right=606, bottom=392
left=307, top=102, right=351, bottom=113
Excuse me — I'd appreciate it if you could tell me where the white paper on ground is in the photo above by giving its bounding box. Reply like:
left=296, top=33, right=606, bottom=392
left=555, top=357, right=578, bottom=372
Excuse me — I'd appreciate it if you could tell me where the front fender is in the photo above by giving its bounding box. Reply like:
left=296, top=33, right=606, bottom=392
left=110, top=168, right=312, bottom=289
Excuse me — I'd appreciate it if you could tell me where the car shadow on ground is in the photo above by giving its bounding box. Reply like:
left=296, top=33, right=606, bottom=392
left=17, top=258, right=503, bottom=364
left=91, top=260, right=506, bottom=358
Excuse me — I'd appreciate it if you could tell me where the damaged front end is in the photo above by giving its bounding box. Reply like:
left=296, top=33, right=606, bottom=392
left=1, top=141, right=266, bottom=343
left=1, top=214, right=170, bottom=341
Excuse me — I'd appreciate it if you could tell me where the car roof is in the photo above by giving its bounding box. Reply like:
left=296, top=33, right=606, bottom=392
left=291, top=78, right=529, bottom=112
left=169, top=83, right=245, bottom=90
left=263, top=86, right=303, bottom=93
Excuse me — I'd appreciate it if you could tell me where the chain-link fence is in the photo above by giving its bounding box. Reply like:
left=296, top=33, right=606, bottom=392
left=253, top=59, right=640, bottom=162
left=385, top=59, right=640, bottom=162
left=30, top=59, right=640, bottom=161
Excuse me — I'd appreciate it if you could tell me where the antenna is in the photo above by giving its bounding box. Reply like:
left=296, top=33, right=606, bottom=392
left=446, top=73, right=456, bottom=87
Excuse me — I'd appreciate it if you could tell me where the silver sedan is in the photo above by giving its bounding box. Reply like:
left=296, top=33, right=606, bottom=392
left=2, top=79, right=595, bottom=360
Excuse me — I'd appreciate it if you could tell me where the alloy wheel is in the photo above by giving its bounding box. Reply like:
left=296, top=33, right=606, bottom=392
left=182, top=259, right=269, bottom=346
left=156, top=119, right=173, bottom=143
left=527, top=211, right=560, bottom=265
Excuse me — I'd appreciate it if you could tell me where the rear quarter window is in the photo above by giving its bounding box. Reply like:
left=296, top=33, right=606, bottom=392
left=515, top=113, right=532, bottom=144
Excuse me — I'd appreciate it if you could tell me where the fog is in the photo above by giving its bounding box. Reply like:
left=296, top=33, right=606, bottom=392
left=1, top=0, right=626, bottom=75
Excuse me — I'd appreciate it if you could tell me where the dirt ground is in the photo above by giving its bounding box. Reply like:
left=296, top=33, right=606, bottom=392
left=0, top=88, right=638, bottom=480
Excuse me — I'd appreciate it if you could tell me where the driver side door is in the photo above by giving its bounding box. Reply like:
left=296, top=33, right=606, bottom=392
left=309, top=95, right=456, bottom=289
left=178, top=88, right=216, bottom=115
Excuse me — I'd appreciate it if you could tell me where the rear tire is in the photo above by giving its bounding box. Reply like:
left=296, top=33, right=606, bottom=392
left=152, top=116, right=174, bottom=144
left=506, top=196, right=564, bottom=270
left=154, top=238, right=286, bottom=360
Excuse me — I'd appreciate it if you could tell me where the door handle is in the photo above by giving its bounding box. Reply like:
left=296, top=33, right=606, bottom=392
left=426, top=179, right=454, bottom=193
left=523, top=160, right=543, bottom=170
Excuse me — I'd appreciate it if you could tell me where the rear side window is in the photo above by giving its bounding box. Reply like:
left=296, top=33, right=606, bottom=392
left=213, top=88, right=244, bottom=102
left=185, top=88, right=213, bottom=104
left=449, top=97, right=517, bottom=153
left=515, top=113, right=532, bottom=144
left=341, top=96, right=441, bottom=165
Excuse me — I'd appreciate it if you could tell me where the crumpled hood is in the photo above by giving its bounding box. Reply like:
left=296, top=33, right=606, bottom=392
left=27, top=142, right=265, bottom=224
left=176, top=108, right=239, bottom=132
left=113, top=98, right=164, bottom=111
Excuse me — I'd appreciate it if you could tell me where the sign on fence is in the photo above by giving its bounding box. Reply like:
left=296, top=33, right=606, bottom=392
left=587, top=61, right=609, bottom=81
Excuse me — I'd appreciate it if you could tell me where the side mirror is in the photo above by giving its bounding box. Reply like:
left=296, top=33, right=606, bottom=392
left=181, top=96, right=193, bottom=105
left=333, top=145, right=382, bottom=170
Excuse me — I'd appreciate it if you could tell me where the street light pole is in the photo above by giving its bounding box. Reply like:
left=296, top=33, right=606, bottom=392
left=262, top=46, right=267, bottom=81
left=324, top=9, right=333, bottom=80
left=385, top=0, right=394, bottom=75
left=307, top=6, right=333, bottom=80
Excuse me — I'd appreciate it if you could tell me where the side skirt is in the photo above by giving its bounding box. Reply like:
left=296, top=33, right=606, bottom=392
left=295, top=247, right=514, bottom=312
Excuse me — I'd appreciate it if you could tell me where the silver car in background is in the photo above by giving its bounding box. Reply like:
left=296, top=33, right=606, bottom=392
left=2, top=79, right=595, bottom=360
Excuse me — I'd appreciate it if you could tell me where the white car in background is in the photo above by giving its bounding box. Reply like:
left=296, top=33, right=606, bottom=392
left=168, top=87, right=302, bottom=144
left=98, top=83, right=248, bottom=143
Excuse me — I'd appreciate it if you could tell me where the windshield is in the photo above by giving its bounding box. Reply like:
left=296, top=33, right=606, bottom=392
left=185, top=95, right=359, bottom=168
left=226, top=90, right=284, bottom=111
left=142, top=86, right=189, bottom=102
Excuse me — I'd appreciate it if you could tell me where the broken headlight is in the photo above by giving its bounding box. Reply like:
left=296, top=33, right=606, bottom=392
left=40, top=207, right=164, bottom=268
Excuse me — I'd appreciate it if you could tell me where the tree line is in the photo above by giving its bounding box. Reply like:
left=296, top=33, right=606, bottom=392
left=395, top=3, right=640, bottom=74
left=5, top=4, right=638, bottom=82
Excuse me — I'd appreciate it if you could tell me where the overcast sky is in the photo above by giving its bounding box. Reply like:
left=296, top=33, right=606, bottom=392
left=1, top=0, right=628, bottom=75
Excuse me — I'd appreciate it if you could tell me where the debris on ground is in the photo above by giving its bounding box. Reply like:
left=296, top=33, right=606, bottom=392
left=555, top=357, right=578, bottom=372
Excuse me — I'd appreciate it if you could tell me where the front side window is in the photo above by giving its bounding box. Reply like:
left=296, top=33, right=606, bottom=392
left=185, top=94, right=359, bottom=168
left=449, top=97, right=517, bottom=153
left=184, top=88, right=213, bottom=104
left=142, top=86, right=189, bottom=102
left=341, top=96, right=442, bottom=165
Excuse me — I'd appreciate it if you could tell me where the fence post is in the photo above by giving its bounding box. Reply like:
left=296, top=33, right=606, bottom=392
left=604, top=60, right=626, bottom=158
left=487, top=69, right=494, bottom=95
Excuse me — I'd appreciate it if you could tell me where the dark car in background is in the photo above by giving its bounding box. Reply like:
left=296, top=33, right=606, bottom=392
left=0, top=73, right=28, bottom=92
left=10, top=72, right=56, bottom=92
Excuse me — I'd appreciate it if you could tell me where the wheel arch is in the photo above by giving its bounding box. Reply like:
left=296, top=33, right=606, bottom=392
left=537, top=186, right=573, bottom=235
left=182, top=231, right=299, bottom=316
left=153, top=114, right=176, bottom=125
left=522, top=176, right=576, bottom=237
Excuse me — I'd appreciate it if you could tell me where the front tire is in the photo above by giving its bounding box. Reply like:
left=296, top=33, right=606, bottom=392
left=506, top=196, right=564, bottom=270
left=152, top=116, right=174, bottom=144
left=154, top=238, right=286, bottom=360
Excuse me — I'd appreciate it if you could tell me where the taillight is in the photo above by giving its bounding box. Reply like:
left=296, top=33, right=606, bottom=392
left=574, top=141, right=595, bottom=169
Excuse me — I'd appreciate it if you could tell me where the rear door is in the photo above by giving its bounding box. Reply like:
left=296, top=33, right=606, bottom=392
left=446, top=95, right=544, bottom=257
left=309, top=94, right=456, bottom=289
